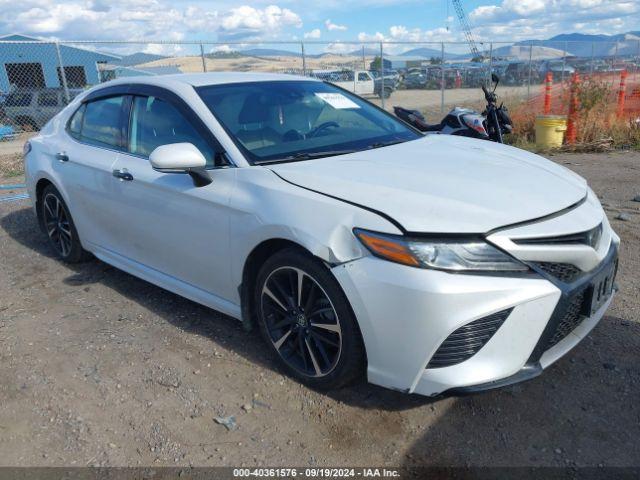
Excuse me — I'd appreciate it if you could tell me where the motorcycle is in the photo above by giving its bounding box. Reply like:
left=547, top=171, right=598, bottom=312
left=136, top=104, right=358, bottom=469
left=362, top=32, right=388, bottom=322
left=393, top=73, right=513, bottom=143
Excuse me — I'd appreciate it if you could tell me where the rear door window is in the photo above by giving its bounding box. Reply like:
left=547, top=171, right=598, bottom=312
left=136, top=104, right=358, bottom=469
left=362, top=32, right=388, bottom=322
left=80, top=96, right=126, bottom=149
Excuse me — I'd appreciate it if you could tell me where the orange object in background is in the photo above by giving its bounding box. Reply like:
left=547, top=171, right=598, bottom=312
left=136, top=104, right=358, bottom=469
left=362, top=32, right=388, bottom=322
left=543, top=72, right=553, bottom=114
left=565, top=72, right=580, bottom=145
left=617, top=70, right=628, bottom=119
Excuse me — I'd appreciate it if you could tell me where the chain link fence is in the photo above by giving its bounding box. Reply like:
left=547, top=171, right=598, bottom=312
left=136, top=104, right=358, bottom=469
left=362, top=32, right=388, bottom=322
left=1, top=38, right=640, bottom=180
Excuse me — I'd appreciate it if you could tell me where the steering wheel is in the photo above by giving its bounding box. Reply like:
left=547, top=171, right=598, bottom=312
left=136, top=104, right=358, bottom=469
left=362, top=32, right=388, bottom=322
left=307, top=121, right=340, bottom=138
left=282, top=129, right=304, bottom=142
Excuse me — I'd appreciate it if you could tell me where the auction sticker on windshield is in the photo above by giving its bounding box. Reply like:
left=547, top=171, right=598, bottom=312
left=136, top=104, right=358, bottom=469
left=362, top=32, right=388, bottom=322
left=315, top=92, right=360, bottom=109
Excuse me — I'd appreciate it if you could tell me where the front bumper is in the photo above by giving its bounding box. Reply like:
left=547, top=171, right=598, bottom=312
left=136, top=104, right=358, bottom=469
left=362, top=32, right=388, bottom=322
left=332, top=240, right=618, bottom=397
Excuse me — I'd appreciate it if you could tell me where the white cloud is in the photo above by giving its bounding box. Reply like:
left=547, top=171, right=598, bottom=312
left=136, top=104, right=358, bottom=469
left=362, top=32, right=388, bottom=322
left=220, top=5, right=301, bottom=32
left=469, top=0, right=639, bottom=41
left=304, top=28, right=321, bottom=39
left=355, top=25, right=456, bottom=53
left=325, top=19, right=347, bottom=31
left=357, top=31, right=385, bottom=42
left=0, top=1, right=303, bottom=43
left=324, top=41, right=353, bottom=54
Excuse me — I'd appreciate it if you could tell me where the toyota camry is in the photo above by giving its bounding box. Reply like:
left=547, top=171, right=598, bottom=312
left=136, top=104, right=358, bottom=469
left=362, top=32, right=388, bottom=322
left=24, top=72, right=619, bottom=396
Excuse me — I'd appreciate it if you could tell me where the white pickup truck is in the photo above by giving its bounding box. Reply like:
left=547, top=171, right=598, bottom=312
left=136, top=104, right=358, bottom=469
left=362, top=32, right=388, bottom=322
left=311, top=70, right=394, bottom=99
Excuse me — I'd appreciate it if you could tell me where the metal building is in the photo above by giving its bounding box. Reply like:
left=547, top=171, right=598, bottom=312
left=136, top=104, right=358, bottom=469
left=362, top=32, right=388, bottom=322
left=0, top=34, right=120, bottom=92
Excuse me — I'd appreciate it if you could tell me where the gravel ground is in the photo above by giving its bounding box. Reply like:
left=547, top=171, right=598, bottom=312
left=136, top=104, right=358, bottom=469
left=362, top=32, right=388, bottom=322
left=0, top=151, right=638, bottom=468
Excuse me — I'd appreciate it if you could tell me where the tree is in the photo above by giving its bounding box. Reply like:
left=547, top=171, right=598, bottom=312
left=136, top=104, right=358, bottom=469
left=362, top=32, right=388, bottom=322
left=370, top=56, right=383, bottom=71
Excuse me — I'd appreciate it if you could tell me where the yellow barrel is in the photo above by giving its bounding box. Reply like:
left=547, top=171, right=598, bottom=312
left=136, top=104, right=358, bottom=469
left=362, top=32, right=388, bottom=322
left=535, top=115, right=567, bottom=149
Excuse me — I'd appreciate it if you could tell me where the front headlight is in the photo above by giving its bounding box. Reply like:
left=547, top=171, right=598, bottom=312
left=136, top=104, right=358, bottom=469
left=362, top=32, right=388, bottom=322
left=354, top=228, right=529, bottom=272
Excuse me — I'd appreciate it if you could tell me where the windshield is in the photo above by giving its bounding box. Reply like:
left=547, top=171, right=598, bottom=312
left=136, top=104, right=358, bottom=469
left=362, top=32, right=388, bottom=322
left=196, top=80, right=420, bottom=164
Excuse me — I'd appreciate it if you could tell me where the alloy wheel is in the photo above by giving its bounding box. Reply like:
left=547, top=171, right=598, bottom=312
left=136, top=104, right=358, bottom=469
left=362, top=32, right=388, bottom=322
left=260, top=266, right=342, bottom=378
left=43, top=193, right=73, bottom=257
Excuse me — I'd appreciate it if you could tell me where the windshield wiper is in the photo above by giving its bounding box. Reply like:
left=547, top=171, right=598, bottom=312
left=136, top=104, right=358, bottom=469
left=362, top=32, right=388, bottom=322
left=256, top=149, right=358, bottom=164
left=368, top=139, right=406, bottom=149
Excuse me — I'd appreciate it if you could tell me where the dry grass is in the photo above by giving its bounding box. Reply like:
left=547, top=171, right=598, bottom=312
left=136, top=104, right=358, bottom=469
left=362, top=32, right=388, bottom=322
left=507, top=77, right=640, bottom=153
left=0, top=153, right=24, bottom=179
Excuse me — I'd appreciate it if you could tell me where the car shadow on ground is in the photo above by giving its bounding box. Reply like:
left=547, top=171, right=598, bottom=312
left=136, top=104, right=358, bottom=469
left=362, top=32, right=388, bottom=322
left=1, top=206, right=435, bottom=411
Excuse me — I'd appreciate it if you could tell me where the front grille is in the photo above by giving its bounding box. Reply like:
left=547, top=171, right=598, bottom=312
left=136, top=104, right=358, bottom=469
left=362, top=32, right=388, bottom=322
left=533, top=262, right=584, bottom=283
left=546, top=289, right=587, bottom=349
left=426, top=309, right=512, bottom=369
left=514, top=223, right=603, bottom=249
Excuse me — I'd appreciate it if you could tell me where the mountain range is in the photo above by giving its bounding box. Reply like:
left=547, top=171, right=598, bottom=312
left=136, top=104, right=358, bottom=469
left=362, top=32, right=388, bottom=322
left=515, top=32, right=640, bottom=57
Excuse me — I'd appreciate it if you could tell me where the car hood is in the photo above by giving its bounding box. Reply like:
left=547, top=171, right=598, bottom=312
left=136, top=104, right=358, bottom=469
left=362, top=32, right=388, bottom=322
left=268, top=135, right=587, bottom=233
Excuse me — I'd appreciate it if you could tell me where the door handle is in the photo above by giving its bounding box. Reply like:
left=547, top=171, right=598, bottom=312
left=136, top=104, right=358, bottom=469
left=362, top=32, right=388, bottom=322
left=56, top=152, right=69, bottom=162
left=112, top=169, right=133, bottom=181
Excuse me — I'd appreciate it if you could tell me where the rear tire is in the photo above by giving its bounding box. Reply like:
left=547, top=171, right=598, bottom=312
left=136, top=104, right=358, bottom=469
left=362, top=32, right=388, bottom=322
left=254, top=248, right=366, bottom=390
left=40, top=185, right=91, bottom=263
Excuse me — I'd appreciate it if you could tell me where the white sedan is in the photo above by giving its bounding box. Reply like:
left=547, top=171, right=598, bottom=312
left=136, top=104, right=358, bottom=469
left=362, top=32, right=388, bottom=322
left=24, top=72, right=619, bottom=396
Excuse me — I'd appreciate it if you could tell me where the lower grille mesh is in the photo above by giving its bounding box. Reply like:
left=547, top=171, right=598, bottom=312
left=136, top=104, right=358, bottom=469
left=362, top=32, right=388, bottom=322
left=426, top=309, right=513, bottom=369
left=534, top=262, right=583, bottom=283
left=546, top=289, right=587, bottom=349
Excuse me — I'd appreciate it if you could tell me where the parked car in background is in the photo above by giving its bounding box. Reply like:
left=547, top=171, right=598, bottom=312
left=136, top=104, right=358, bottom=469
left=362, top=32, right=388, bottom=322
left=4, top=88, right=82, bottom=131
left=312, top=70, right=394, bottom=99
left=538, top=61, right=575, bottom=80
left=370, top=69, right=401, bottom=92
left=401, top=71, right=428, bottom=89
left=25, top=72, right=619, bottom=397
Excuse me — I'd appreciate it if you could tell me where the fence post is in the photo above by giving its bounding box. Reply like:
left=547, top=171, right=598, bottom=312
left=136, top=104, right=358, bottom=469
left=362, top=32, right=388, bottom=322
left=380, top=42, right=385, bottom=110
left=566, top=72, right=580, bottom=145
left=561, top=41, right=567, bottom=85
left=527, top=43, right=533, bottom=99
left=590, top=42, right=595, bottom=77
left=200, top=43, right=207, bottom=72
left=362, top=46, right=366, bottom=70
left=440, top=42, right=445, bottom=114
left=55, top=42, right=70, bottom=103
left=487, top=43, right=493, bottom=86
left=301, top=42, right=307, bottom=76
left=617, top=69, right=628, bottom=118
left=543, top=72, right=553, bottom=114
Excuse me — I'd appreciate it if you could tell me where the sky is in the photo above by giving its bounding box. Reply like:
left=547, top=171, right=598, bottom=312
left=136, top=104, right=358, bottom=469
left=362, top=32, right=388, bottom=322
left=0, top=0, right=638, bottom=54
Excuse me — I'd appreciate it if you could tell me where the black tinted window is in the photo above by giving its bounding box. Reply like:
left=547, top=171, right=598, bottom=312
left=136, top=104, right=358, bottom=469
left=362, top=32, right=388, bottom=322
left=81, top=96, right=124, bottom=148
left=129, top=95, right=214, bottom=166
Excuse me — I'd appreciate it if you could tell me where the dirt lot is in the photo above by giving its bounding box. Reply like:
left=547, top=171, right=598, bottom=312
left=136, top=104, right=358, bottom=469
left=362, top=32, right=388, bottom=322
left=371, top=84, right=534, bottom=120
left=0, top=151, right=638, bottom=468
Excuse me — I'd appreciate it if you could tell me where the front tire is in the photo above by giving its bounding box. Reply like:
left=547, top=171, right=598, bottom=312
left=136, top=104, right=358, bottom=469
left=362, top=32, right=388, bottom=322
left=40, top=185, right=91, bottom=263
left=254, top=248, right=366, bottom=390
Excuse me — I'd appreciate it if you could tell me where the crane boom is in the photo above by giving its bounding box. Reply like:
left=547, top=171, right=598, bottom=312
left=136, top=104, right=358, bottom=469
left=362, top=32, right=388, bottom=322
left=450, top=0, right=481, bottom=59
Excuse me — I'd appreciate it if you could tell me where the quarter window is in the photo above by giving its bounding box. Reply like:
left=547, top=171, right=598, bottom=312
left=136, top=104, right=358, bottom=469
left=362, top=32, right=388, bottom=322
left=68, top=104, right=85, bottom=139
left=80, top=96, right=125, bottom=149
left=128, top=95, right=214, bottom=167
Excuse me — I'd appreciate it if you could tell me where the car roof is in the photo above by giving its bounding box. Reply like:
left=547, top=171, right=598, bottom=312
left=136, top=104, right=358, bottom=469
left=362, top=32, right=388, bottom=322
left=105, top=71, right=319, bottom=88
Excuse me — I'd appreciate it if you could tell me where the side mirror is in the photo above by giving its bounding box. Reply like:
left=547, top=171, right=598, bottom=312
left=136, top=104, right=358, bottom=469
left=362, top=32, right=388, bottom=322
left=491, top=73, right=500, bottom=90
left=150, top=142, right=206, bottom=172
left=149, top=143, right=212, bottom=187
